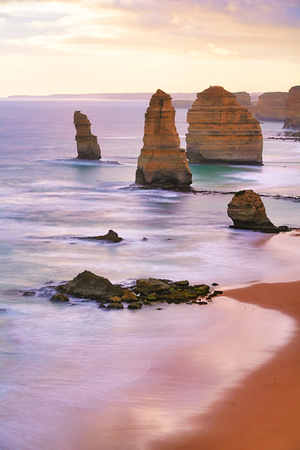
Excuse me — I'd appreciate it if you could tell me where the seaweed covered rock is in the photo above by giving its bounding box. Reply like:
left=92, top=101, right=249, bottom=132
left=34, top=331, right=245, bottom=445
left=58, top=270, right=123, bottom=300
left=54, top=272, right=213, bottom=308
left=227, top=190, right=279, bottom=233
left=50, top=294, right=69, bottom=303
left=135, top=89, right=192, bottom=190
left=74, top=111, right=101, bottom=160
left=135, top=278, right=210, bottom=303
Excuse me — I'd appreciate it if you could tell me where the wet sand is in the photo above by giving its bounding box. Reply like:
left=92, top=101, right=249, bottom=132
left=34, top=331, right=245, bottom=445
left=154, top=280, right=300, bottom=450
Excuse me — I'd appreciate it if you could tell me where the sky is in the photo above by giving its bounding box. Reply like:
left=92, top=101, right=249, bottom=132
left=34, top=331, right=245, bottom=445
left=0, top=0, right=299, bottom=96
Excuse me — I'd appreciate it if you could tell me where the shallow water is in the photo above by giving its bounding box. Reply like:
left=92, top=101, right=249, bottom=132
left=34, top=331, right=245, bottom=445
left=0, top=99, right=299, bottom=448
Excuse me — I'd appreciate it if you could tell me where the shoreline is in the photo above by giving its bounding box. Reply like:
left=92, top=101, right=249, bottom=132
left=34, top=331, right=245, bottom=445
left=153, top=279, right=300, bottom=450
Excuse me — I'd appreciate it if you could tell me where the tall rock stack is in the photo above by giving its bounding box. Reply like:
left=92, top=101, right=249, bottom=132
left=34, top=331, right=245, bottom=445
left=74, top=111, right=101, bottom=160
left=283, top=86, right=300, bottom=129
left=135, top=89, right=192, bottom=189
left=186, top=86, right=263, bottom=165
left=255, top=92, right=288, bottom=121
left=233, top=92, right=255, bottom=116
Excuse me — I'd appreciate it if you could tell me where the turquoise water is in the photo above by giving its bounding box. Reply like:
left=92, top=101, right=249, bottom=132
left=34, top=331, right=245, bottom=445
left=0, top=99, right=299, bottom=448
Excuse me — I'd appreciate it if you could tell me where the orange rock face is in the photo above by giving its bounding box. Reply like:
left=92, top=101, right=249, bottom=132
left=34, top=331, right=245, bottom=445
left=74, top=111, right=101, bottom=160
left=227, top=190, right=278, bottom=233
left=186, top=86, right=262, bottom=165
left=234, top=92, right=255, bottom=116
left=283, top=86, right=300, bottom=129
left=135, top=89, right=192, bottom=189
left=255, top=92, right=288, bottom=121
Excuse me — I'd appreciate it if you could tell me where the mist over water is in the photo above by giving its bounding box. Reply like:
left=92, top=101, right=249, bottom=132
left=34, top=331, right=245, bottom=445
left=0, top=99, right=299, bottom=448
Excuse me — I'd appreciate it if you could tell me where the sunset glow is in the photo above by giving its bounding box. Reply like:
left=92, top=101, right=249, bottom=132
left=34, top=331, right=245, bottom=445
left=0, top=0, right=299, bottom=96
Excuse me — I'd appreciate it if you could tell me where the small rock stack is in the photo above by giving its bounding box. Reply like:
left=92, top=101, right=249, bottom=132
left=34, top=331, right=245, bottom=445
left=227, top=190, right=279, bottom=233
left=135, top=89, right=192, bottom=190
left=74, top=111, right=101, bottom=160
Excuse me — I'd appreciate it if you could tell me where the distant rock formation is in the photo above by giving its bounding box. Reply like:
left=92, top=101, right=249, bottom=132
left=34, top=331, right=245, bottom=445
left=255, top=92, right=288, bottom=121
left=135, top=89, right=192, bottom=189
left=283, top=86, right=300, bottom=129
left=74, top=111, right=101, bottom=160
left=233, top=92, right=255, bottom=116
left=227, top=190, right=279, bottom=233
left=186, top=86, right=263, bottom=165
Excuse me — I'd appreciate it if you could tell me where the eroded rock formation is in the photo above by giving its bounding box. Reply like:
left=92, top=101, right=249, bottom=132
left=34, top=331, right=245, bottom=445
left=233, top=92, right=255, bottom=116
left=227, top=190, right=279, bottom=233
left=74, top=111, right=101, bottom=160
left=283, top=86, right=300, bottom=129
left=255, top=92, right=287, bottom=121
left=186, top=86, right=262, bottom=165
left=135, top=89, right=192, bottom=189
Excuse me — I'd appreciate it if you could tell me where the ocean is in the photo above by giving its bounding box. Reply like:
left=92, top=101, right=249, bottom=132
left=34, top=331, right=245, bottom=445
left=0, top=98, right=299, bottom=449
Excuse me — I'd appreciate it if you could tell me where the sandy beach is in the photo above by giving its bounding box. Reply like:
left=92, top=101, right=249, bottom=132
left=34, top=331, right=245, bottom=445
left=154, top=279, right=300, bottom=450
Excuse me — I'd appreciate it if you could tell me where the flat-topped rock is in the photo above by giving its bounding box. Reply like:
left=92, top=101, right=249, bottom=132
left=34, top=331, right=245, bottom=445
left=186, top=86, right=262, bottom=165
left=74, top=111, right=101, bottom=160
left=227, top=190, right=279, bottom=233
left=135, top=89, right=192, bottom=190
left=283, top=86, right=300, bottom=129
left=255, top=92, right=288, bottom=121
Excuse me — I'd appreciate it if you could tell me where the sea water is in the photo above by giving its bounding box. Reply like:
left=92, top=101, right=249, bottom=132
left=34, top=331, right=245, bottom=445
left=0, top=99, right=299, bottom=449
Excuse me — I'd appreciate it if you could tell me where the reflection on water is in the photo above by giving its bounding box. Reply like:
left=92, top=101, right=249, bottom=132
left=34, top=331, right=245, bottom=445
left=0, top=298, right=294, bottom=449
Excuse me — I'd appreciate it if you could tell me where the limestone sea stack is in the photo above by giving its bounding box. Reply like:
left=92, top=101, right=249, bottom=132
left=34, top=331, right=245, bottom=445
left=186, top=86, right=263, bottom=165
left=283, top=86, right=300, bottom=129
left=255, top=92, right=288, bottom=121
left=233, top=92, right=255, bottom=116
left=135, top=89, right=192, bottom=190
left=74, top=111, right=101, bottom=160
left=227, top=190, right=279, bottom=233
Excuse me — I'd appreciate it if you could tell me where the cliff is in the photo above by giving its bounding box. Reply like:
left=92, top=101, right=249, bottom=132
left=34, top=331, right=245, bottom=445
left=186, top=86, right=263, bottom=165
left=283, top=86, right=300, bottom=129
left=74, top=111, right=101, bottom=160
left=135, top=89, right=192, bottom=190
left=255, top=92, right=288, bottom=121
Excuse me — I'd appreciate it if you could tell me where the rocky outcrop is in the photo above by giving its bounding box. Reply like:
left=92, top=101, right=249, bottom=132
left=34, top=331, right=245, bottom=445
left=227, top=190, right=279, bottom=232
left=135, top=89, right=192, bottom=189
left=78, top=229, right=123, bottom=243
left=54, top=271, right=217, bottom=309
left=74, top=111, right=101, bottom=160
left=255, top=92, right=287, bottom=121
left=283, top=86, right=300, bottom=129
left=186, top=86, right=263, bottom=165
left=233, top=92, right=255, bottom=116
left=58, top=270, right=123, bottom=300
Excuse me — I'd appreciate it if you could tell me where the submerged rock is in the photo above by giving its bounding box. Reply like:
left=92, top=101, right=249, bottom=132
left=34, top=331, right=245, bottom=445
left=78, top=229, right=123, bottom=243
left=283, top=86, right=300, bottom=130
left=57, top=270, right=123, bottom=300
left=74, top=111, right=101, bottom=160
left=135, top=89, right=192, bottom=190
left=50, top=294, right=70, bottom=303
left=227, top=190, right=279, bottom=233
left=186, top=86, right=263, bottom=165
